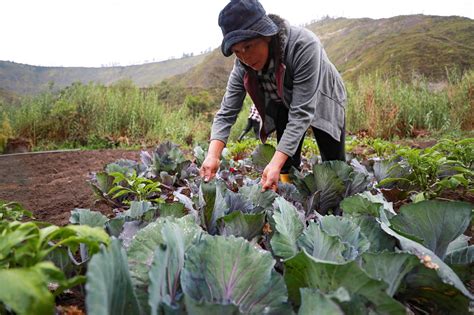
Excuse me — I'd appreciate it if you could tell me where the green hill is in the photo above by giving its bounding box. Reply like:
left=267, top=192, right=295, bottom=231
left=0, top=54, right=208, bottom=95
left=307, top=15, right=474, bottom=81
left=172, top=48, right=236, bottom=90
left=169, top=14, right=474, bottom=89
left=0, top=15, right=472, bottom=96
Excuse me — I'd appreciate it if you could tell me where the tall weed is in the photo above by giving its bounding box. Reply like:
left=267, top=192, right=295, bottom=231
left=346, top=69, right=473, bottom=138
left=2, top=69, right=472, bottom=150
left=2, top=81, right=212, bottom=149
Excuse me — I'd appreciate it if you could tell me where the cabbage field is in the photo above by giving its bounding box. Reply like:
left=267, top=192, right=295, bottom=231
left=0, top=138, right=473, bottom=314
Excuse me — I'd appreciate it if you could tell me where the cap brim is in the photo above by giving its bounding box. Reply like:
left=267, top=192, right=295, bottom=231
left=221, top=15, right=278, bottom=57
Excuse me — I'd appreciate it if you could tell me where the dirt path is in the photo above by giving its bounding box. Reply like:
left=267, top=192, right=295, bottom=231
left=0, top=149, right=141, bottom=225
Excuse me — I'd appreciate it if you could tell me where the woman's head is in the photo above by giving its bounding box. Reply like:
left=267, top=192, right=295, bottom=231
left=231, top=36, right=271, bottom=71
left=218, top=0, right=278, bottom=59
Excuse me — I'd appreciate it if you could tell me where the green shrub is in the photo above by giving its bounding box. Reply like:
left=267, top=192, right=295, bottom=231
left=184, top=91, right=212, bottom=117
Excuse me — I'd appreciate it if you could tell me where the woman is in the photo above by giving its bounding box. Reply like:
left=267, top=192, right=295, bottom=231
left=200, top=0, right=346, bottom=191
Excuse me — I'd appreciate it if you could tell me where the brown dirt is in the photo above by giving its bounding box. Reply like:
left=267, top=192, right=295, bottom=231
left=0, top=149, right=141, bottom=225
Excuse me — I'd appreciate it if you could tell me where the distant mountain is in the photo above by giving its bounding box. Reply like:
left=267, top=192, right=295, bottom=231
left=1, top=15, right=472, bottom=96
left=0, top=54, right=208, bottom=95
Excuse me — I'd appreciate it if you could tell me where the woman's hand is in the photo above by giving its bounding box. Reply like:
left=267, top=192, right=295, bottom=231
left=261, top=162, right=281, bottom=191
left=199, top=140, right=225, bottom=182
left=200, top=156, right=220, bottom=181
left=260, top=151, right=289, bottom=192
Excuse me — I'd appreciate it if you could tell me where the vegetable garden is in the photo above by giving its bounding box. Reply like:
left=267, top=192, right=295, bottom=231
left=0, top=137, right=473, bottom=314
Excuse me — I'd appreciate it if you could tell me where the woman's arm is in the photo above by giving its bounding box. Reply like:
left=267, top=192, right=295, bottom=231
left=210, top=61, right=247, bottom=145
left=203, top=62, right=246, bottom=181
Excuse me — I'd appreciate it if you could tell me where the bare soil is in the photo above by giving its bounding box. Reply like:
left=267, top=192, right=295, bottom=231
left=0, top=149, right=141, bottom=225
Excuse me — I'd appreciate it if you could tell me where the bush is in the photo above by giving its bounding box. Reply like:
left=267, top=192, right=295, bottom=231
left=184, top=91, right=212, bottom=117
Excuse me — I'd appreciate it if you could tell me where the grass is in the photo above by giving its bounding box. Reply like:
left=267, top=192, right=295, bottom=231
left=0, top=80, right=213, bottom=151
left=0, top=69, right=472, bottom=152
left=345, top=69, right=473, bottom=139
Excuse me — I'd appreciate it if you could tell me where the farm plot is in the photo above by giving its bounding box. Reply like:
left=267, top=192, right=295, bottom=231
left=0, top=139, right=473, bottom=314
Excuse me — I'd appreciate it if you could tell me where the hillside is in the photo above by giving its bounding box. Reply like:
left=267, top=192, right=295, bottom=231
left=0, top=54, right=208, bottom=95
left=0, top=15, right=473, bottom=96
left=307, top=15, right=474, bottom=81
left=169, top=14, right=474, bottom=89
left=172, top=48, right=236, bottom=90
left=0, top=87, right=20, bottom=104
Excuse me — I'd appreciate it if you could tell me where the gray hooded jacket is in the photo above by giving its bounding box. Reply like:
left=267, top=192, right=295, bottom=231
left=210, top=16, right=346, bottom=158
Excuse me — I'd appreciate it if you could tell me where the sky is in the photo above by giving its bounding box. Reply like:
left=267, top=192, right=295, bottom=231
left=1, top=0, right=473, bottom=68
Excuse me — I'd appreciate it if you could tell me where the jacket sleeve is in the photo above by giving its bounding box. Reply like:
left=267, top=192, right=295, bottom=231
left=276, top=31, right=321, bottom=157
left=210, top=61, right=247, bottom=145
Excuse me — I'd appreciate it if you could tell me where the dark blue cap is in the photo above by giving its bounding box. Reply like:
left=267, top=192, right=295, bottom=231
left=218, top=0, right=278, bottom=57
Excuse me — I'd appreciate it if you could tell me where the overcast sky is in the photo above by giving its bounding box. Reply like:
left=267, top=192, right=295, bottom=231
left=1, top=0, right=472, bottom=67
